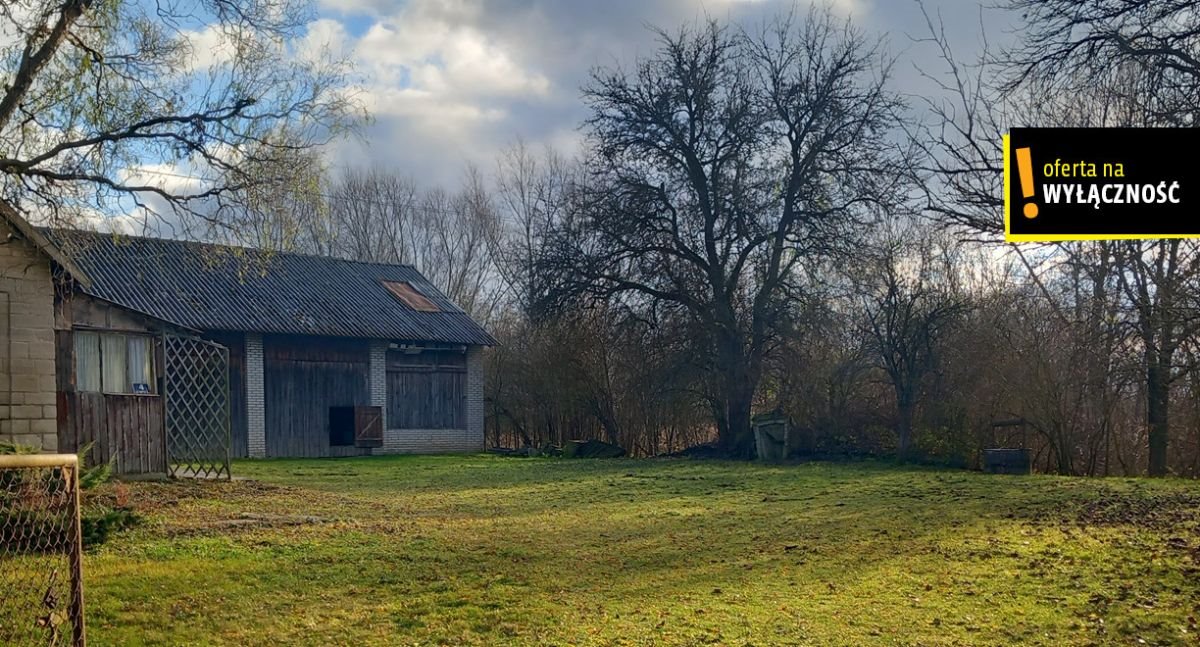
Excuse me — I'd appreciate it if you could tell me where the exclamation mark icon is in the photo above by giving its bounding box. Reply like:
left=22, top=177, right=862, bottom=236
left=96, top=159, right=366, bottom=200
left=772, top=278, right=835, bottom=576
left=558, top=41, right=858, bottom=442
left=1015, top=147, right=1038, bottom=219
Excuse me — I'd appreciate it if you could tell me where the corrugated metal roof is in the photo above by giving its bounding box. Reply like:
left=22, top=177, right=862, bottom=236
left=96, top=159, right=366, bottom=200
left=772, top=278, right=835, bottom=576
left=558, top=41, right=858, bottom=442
left=44, top=229, right=496, bottom=345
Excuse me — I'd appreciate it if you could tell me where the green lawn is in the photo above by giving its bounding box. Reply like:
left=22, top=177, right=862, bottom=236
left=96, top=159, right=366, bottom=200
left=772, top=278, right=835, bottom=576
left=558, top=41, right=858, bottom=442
left=78, top=455, right=1199, bottom=646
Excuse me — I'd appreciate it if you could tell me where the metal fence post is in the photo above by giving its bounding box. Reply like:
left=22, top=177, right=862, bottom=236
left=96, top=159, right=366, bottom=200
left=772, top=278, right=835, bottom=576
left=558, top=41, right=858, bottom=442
left=68, top=460, right=86, bottom=646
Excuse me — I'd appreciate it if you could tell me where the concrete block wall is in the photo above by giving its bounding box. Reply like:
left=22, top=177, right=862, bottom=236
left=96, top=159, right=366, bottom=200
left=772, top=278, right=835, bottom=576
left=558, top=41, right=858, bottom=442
left=0, top=225, right=58, bottom=452
left=245, top=333, right=265, bottom=458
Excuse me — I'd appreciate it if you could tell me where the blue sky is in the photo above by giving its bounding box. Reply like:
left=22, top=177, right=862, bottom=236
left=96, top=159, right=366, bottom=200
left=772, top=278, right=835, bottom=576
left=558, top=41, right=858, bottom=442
left=295, top=0, right=1019, bottom=188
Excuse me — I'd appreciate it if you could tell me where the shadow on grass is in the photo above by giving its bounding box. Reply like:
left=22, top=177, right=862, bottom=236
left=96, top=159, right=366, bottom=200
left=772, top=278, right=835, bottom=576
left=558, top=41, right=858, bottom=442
left=84, top=456, right=1200, bottom=646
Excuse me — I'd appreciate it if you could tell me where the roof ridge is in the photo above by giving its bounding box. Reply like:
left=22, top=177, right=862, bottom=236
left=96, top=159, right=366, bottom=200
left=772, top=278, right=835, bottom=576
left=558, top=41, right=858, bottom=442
left=40, top=226, right=422, bottom=271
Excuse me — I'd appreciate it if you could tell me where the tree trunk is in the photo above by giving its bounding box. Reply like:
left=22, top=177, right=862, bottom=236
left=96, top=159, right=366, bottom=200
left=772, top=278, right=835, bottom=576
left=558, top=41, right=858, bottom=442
left=725, top=385, right=756, bottom=459
left=711, top=327, right=758, bottom=458
left=710, top=396, right=729, bottom=448
left=896, top=398, right=914, bottom=462
left=1147, top=360, right=1170, bottom=476
left=595, top=405, right=622, bottom=446
left=1055, top=426, right=1074, bottom=475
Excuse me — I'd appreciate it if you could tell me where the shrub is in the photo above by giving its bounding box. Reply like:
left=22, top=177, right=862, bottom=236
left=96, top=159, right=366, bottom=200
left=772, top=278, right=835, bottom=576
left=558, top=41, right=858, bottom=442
left=1, top=441, right=140, bottom=547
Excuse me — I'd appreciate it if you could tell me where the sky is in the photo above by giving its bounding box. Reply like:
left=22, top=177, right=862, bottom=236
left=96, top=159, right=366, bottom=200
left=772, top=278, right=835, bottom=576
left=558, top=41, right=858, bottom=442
left=300, top=0, right=1020, bottom=189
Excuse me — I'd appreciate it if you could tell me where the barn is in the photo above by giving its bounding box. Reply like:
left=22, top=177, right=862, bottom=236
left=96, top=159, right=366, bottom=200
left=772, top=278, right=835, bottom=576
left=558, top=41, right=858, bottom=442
left=1, top=207, right=494, bottom=476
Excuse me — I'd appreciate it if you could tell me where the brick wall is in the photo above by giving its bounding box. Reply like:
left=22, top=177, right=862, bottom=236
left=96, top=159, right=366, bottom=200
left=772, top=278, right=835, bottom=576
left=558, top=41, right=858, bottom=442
left=369, top=340, right=387, bottom=432
left=382, top=428, right=482, bottom=454
left=466, top=345, right=484, bottom=450
left=0, top=223, right=58, bottom=452
left=245, top=333, right=265, bottom=457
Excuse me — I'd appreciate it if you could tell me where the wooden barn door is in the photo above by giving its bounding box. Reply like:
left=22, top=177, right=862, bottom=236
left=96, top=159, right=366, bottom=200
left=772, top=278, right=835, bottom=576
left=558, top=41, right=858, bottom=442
left=263, top=337, right=370, bottom=458
left=163, top=334, right=231, bottom=479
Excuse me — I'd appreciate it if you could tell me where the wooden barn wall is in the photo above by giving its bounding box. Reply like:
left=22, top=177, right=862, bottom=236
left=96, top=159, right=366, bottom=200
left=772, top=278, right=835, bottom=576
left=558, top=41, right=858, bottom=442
left=385, top=349, right=466, bottom=429
left=58, top=392, right=166, bottom=475
left=263, top=334, right=371, bottom=458
left=203, top=331, right=248, bottom=458
left=55, top=291, right=164, bottom=334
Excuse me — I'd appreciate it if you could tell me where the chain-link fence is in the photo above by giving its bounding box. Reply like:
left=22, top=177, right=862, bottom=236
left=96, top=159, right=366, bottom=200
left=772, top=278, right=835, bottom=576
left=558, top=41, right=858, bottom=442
left=0, top=454, right=86, bottom=647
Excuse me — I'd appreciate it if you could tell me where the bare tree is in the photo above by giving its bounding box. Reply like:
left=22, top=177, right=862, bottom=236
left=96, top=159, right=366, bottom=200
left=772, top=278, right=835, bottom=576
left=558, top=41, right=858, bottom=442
left=325, top=169, right=422, bottom=263
left=307, top=167, right=501, bottom=321
left=910, top=3, right=1011, bottom=237
left=541, top=9, right=911, bottom=457
left=850, top=221, right=968, bottom=459
left=428, top=167, right=502, bottom=322
left=1114, top=241, right=1200, bottom=475
left=1006, top=0, right=1200, bottom=125
left=491, top=142, right=582, bottom=317
left=917, top=1, right=1200, bottom=475
left=1003, top=0, right=1200, bottom=476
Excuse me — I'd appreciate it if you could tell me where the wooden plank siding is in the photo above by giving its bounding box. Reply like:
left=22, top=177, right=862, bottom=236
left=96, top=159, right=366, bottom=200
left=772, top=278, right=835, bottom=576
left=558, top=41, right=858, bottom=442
left=385, top=370, right=465, bottom=429
left=263, top=335, right=372, bottom=458
left=58, top=392, right=166, bottom=475
left=55, top=329, right=168, bottom=475
left=385, top=347, right=467, bottom=430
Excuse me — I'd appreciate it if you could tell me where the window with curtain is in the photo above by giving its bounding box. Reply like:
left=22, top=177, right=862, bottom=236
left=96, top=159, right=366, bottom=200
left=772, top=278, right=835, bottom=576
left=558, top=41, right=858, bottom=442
left=101, top=334, right=127, bottom=392
left=127, top=336, right=153, bottom=392
left=74, top=331, right=101, bottom=392
left=74, top=332, right=156, bottom=394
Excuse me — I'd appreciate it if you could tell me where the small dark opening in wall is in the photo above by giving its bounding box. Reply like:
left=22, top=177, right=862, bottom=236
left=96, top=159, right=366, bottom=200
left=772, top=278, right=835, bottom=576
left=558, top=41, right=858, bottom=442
left=329, top=406, right=355, bottom=446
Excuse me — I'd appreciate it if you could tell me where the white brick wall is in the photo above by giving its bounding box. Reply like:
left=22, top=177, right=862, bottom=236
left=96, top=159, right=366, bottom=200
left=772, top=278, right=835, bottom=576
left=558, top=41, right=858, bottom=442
left=245, top=333, right=265, bottom=457
left=0, top=224, right=58, bottom=452
left=369, top=340, right=387, bottom=432
left=382, top=428, right=480, bottom=454
left=466, top=345, right=484, bottom=450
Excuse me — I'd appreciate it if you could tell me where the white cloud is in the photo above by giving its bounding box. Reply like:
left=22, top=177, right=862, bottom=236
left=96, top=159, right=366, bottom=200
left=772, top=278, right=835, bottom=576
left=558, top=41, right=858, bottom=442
left=77, top=208, right=151, bottom=235
left=357, top=85, right=505, bottom=121
left=316, top=0, right=393, bottom=16
left=317, top=1, right=557, bottom=178
left=119, top=163, right=209, bottom=197
left=297, top=18, right=351, bottom=64
left=308, top=0, right=1008, bottom=189
left=182, top=24, right=238, bottom=70
left=352, top=14, right=551, bottom=110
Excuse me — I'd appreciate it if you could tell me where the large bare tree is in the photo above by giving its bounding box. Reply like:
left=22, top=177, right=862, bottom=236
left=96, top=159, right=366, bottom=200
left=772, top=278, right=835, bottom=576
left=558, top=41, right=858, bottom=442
left=271, top=167, right=502, bottom=322
left=1006, top=0, right=1200, bottom=125
left=1114, top=241, right=1200, bottom=476
left=492, top=142, right=582, bottom=318
left=541, top=9, right=911, bottom=457
left=1008, top=0, right=1200, bottom=476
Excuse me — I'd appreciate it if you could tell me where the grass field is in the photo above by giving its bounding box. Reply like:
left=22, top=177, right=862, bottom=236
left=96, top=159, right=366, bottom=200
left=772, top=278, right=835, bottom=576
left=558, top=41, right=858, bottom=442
left=76, top=455, right=1199, bottom=646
